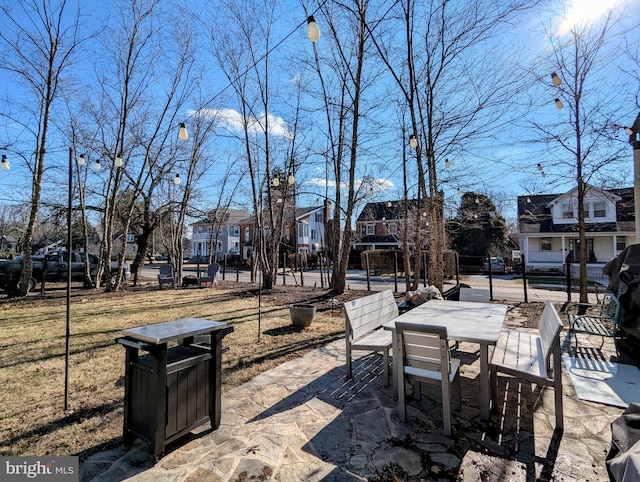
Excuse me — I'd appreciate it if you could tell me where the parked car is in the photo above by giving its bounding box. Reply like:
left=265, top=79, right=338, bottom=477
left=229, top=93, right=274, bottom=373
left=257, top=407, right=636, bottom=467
left=483, top=257, right=506, bottom=274
left=0, top=251, right=130, bottom=295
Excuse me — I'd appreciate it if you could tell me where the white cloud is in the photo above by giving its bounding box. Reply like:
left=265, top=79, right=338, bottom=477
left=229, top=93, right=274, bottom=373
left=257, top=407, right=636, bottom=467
left=196, top=108, right=292, bottom=139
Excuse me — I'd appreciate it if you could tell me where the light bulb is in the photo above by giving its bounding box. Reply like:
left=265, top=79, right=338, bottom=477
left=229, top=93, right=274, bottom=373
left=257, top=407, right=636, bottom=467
left=541, top=171, right=546, bottom=178
left=77, top=154, right=85, bottom=165
left=178, top=122, right=188, bottom=141
left=1, top=155, right=9, bottom=170
left=307, top=16, right=320, bottom=42
left=555, top=98, right=564, bottom=109
left=94, top=159, right=101, bottom=170
left=551, top=72, right=562, bottom=87
left=272, top=177, right=280, bottom=187
left=457, top=188, right=462, bottom=195
left=445, top=159, right=450, bottom=169
left=537, top=163, right=543, bottom=171
left=174, top=174, right=181, bottom=185
left=409, top=134, right=418, bottom=149
left=287, top=173, right=295, bottom=185
left=115, top=153, right=123, bottom=168
left=625, top=127, right=634, bottom=135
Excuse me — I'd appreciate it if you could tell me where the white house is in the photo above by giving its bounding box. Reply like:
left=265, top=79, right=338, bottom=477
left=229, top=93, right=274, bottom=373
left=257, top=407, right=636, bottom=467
left=518, top=185, right=634, bottom=273
left=190, top=208, right=250, bottom=261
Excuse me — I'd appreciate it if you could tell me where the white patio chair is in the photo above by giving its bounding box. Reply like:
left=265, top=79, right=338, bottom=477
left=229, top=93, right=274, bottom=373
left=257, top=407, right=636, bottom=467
left=395, top=321, right=461, bottom=436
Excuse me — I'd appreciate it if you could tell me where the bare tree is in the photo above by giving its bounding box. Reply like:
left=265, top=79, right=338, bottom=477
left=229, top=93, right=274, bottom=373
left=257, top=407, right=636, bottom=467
left=211, top=0, right=304, bottom=289
left=0, top=0, right=84, bottom=296
left=307, top=0, right=385, bottom=295
left=529, top=3, right=635, bottom=302
left=370, top=0, right=539, bottom=292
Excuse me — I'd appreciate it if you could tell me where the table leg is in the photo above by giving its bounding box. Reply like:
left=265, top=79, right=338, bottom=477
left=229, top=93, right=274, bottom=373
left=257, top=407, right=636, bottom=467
left=479, top=344, right=489, bottom=420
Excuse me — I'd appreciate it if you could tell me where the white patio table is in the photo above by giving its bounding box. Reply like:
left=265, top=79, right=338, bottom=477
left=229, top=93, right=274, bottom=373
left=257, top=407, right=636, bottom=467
left=382, top=299, right=508, bottom=421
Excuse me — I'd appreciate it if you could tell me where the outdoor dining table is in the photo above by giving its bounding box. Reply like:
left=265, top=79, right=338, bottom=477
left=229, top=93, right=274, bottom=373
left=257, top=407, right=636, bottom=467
left=382, top=299, right=508, bottom=421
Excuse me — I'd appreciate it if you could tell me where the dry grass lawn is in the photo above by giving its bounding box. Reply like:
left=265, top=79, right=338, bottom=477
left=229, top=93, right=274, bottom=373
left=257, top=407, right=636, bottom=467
left=0, top=281, right=368, bottom=461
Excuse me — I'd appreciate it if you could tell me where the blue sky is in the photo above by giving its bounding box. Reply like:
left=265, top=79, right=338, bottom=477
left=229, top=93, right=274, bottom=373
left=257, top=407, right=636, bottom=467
left=0, top=0, right=638, bottom=226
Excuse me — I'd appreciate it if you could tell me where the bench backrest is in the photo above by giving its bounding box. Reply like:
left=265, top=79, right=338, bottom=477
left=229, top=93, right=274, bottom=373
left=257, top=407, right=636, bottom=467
left=539, top=301, right=563, bottom=367
left=344, top=290, right=399, bottom=340
left=459, top=287, right=490, bottom=303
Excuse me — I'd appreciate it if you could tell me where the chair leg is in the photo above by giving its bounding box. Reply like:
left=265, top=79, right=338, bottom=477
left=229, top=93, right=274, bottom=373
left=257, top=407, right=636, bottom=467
left=490, top=366, right=498, bottom=412
left=398, top=371, right=407, bottom=422
left=441, top=375, right=452, bottom=437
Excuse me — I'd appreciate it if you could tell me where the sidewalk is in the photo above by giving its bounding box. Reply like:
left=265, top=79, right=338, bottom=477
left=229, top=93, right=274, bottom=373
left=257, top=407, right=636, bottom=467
left=81, top=303, right=624, bottom=481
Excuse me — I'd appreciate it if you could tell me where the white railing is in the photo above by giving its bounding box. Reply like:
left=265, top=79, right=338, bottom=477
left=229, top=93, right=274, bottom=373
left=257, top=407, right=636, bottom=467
left=526, top=251, right=565, bottom=263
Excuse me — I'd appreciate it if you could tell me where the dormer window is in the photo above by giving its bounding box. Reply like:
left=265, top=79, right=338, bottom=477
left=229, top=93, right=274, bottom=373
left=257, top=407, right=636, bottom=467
left=366, top=224, right=375, bottom=235
left=562, top=203, right=573, bottom=219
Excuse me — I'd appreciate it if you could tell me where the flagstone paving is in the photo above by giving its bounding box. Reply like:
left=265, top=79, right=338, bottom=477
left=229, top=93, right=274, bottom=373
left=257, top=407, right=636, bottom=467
left=82, top=304, right=627, bottom=481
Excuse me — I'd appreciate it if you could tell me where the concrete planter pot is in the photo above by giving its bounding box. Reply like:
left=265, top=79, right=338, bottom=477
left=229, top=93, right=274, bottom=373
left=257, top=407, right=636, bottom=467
left=289, top=303, right=316, bottom=328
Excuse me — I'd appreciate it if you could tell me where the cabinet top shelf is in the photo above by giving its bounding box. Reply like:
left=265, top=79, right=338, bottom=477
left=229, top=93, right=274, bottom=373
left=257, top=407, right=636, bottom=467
left=121, top=318, right=229, bottom=345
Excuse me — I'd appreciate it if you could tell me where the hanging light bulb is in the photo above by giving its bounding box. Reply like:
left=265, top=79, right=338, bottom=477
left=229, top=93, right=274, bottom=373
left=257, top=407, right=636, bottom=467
left=115, top=153, right=123, bottom=168
left=77, top=154, right=85, bottom=165
left=625, top=127, right=634, bottom=135
left=555, top=98, right=564, bottom=109
left=457, top=187, right=462, bottom=195
left=287, top=172, right=295, bottom=185
left=409, top=134, right=418, bottom=149
left=541, top=170, right=547, bottom=178
left=307, top=15, right=320, bottom=42
left=272, top=177, right=280, bottom=187
left=537, top=163, right=543, bottom=171
left=94, top=159, right=101, bottom=170
left=178, top=122, right=189, bottom=141
left=445, top=158, right=450, bottom=169
left=526, top=197, right=531, bottom=203
left=551, top=72, right=562, bottom=87
left=475, top=198, right=480, bottom=204
left=369, top=186, right=374, bottom=197
left=173, top=173, right=181, bottom=185
left=1, top=154, right=9, bottom=170
left=387, top=200, right=392, bottom=208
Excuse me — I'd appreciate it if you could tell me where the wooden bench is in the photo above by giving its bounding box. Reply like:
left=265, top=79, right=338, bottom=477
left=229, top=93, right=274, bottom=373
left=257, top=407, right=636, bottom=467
left=566, top=293, right=621, bottom=351
left=490, top=301, right=564, bottom=429
left=344, top=290, right=398, bottom=384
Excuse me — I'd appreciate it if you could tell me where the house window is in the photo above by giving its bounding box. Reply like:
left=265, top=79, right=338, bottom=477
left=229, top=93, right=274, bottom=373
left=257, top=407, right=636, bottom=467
left=617, top=237, right=626, bottom=251
left=315, top=212, right=324, bottom=223
left=562, top=203, right=573, bottom=219
left=233, top=226, right=239, bottom=235
left=540, top=238, right=552, bottom=251
left=389, top=223, right=398, bottom=235
left=298, top=223, right=309, bottom=237
left=311, top=229, right=317, bottom=240
left=593, top=201, right=606, bottom=218
left=366, top=224, right=375, bottom=235
left=244, top=227, right=250, bottom=242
